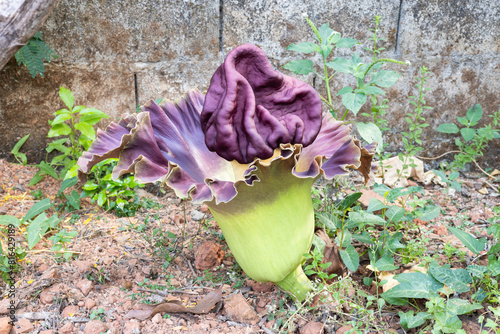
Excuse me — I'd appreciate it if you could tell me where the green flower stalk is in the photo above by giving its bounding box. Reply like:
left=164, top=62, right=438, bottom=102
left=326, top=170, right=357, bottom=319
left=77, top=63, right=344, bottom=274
left=78, top=44, right=375, bottom=301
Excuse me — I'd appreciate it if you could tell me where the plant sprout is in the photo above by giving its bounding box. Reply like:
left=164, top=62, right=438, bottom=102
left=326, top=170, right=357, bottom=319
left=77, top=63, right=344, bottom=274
left=78, top=44, right=375, bottom=301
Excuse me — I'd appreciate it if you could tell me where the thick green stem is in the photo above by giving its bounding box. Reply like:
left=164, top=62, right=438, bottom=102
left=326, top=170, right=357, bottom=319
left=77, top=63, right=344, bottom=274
left=275, top=265, right=313, bottom=301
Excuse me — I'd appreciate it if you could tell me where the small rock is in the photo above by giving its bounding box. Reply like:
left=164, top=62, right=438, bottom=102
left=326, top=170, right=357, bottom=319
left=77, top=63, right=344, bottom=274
left=83, top=320, right=108, bottom=334
left=16, top=317, right=34, bottom=333
left=0, top=317, right=13, bottom=334
left=62, top=305, right=78, bottom=318
left=85, top=298, right=97, bottom=310
left=40, top=330, right=54, bottom=334
left=151, top=313, right=162, bottom=324
left=77, top=278, right=94, bottom=296
left=40, top=267, right=59, bottom=279
left=223, top=293, right=259, bottom=325
left=194, top=241, right=224, bottom=270
left=39, top=287, right=55, bottom=304
left=59, top=322, right=74, bottom=333
left=336, top=325, right=354, bottom=334
left=433, top=224, right=448, bottom=236
left=201, top=204, right=209, bottom=213
left=73, top=260, right=93, bottom=274
left=0, top=299, right=13, bottom=314
left=300, top=321, right=324, bottom=334
left=190, top=209, right=205, bottom=221
left=123, top=320, right=141, bottom=334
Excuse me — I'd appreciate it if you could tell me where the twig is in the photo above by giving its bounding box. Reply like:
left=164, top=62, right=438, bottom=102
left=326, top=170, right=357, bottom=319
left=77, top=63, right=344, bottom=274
left=136, top=287, right=199, bottom=296
left=417, top=152, right=499, bottom=180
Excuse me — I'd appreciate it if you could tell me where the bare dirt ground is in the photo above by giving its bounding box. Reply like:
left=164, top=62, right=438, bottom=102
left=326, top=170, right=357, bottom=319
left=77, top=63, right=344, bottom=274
left=0, top=158, right=498, bottom=334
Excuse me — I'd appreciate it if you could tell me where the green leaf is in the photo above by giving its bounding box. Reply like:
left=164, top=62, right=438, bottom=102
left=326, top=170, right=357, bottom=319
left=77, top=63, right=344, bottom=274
left=39, top=161, right=59, bottom=179
left=65, top=190, right=81, bottom=210
left=22, top=198, right=54, bottom=223
left=447, top=298, right=483, bottom=315
left=29, top=171, right=45, bottom=186
left=385, top=272, right=443, bottom=298
left=466, top=264, right=487, bottom=278
left=317, top=23, right=335, bottom=44
left=352, top=231, right=373, bottom=244
left=339, top=192, right=362, bottom=211
left=26, top=213, right=50, bottom=249
left=60, top=177, right=78, bottom=192
left=287, top=42, right=320, bottom=54
left=315, top=212, right=340, bottom=230
left=283, top=59, right=314, bottom=75
left=50, top=113, right=72, bottom=125
left=418, top=205, right=441, bottom=221
left=374, top=256, right=399, bottom=271
left=460, top=128, right=476, bottom=142
left=79, top=108, right=109, bottom=125
left=399, top=311, right=432, bottom=330
left=340, top=245, right=359, bottom=272
left=0, top=215, right=21, bottom=228
left=358, top=85, right=386, bottom=96
left=357, top=122, right=383, bottom=153
left=366, top=198, right=389, bottom=212
left=327, top=58, right=353, bottom=74
left=342, top=92, right=367, bottom=115
left=385, top=206, right=406, bottom=223
left=48, top=123, right=72, bottom=137
left=428, top=262, right=472, bottom=293
left=465, top=104, right=483, bottom=125
left=46, top=138, right=69, bottom=154
left=434, top=312, right=463, bottom=333
left=336, top=37, right=358, bottom=49
left=347, top=211, right=386, bottom=228
left=447, top=226, right=486, bottom=254
left=337, top=86, right=353, bottom=95
left=74, top=122, right=95, bottom=140
left=59, top=86, right=75, bottom=110
left=436, top=123, right=460, bottom=134
left=369, top=70, right=400, bottom=88
left=11, top=134, right=30, bottom=155
left=312, top=234, right=326, bottom=255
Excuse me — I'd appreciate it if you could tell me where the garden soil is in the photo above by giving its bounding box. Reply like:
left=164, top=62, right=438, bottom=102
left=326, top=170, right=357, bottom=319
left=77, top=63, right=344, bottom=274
left=0, top=158, right=498, bottom=334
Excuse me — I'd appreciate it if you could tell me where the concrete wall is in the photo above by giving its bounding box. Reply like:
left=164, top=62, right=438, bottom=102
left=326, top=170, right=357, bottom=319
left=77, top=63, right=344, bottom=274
left=0, top=0, right=499, bottom=166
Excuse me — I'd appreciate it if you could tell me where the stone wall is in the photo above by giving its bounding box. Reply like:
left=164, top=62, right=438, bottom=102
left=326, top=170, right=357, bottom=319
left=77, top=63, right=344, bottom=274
left=0, top=0, right=499, bottom=166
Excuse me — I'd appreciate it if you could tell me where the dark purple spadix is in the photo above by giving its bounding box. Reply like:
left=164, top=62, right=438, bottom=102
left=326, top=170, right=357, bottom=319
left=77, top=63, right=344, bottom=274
left=201, top=44, right=322, bottom=164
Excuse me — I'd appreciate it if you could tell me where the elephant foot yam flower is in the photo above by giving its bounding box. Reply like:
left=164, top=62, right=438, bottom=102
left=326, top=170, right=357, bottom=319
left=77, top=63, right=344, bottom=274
left=78, top=44, right=375, bottom=301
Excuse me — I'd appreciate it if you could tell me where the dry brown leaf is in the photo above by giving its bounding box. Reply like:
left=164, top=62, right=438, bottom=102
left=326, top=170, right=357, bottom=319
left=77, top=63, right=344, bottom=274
left=374, top=156, right=425, bottom=188
left=126, top=285, right=223, bottom=320
left=315, top=229, right=343, bottom=281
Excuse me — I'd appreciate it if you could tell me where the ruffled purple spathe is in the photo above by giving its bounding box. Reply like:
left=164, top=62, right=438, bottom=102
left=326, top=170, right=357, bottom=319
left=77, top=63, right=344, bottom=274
left=77, top=43, right=375, bottom=205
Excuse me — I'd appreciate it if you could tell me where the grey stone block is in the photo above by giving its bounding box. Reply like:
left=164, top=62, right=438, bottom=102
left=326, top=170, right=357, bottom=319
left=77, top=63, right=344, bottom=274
left=42, top=0, right=220, bottom=64
left=398, top=0, right=500, bottom=58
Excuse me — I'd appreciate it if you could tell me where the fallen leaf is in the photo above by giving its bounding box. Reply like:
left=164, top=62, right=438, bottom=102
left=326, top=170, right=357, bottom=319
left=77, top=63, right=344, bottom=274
left=126, top=285, right=223, bottom=320
left=315, top=229, right=343, bottom=281
left=478, top=187, right=488, bottom=195
left=374, top=156, right=425, bottom=188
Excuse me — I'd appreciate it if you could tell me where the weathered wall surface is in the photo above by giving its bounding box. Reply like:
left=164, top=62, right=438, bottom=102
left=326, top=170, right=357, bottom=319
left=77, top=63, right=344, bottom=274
left=0, top=0, right=498, bottom=166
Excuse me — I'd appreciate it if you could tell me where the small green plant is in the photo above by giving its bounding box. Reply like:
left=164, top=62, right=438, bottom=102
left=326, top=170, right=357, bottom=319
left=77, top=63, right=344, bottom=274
left=30, top=86, right=109, bottom=185
left=15, top=31, right=57, bottom=78
left=89, top=307, right=106, bottom=321
left=48, top=228, right=78, bottom=260
left=10, top=134, right=30, bottom=165
left=82, top=159, right=157, bottom=217
left=436, top=104, right=500, bottom=176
